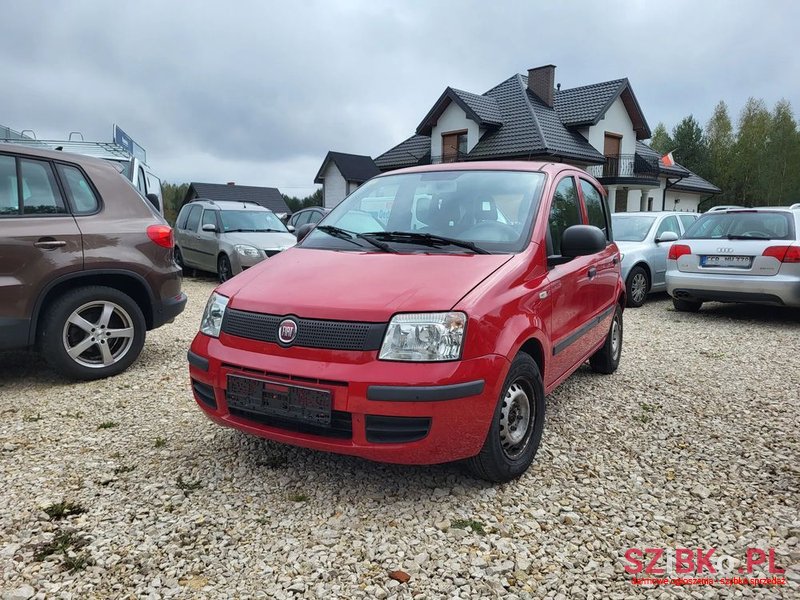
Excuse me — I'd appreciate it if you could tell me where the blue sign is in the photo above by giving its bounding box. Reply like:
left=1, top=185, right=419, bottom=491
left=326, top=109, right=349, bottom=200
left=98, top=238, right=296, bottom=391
left=113, top=124, right=146, bottom=163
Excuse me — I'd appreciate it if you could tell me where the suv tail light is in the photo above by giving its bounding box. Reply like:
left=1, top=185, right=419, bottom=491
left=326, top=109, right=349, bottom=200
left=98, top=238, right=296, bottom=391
left=668, top=244, right=692, bottom=260
left=762, top=245, right=800, bottom=263
left=147, top=225, right=174, bottom=248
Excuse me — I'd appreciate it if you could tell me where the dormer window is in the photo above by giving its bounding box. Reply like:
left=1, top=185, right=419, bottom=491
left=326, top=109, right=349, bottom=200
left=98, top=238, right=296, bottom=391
left=442, top=131, right=468, bottom=162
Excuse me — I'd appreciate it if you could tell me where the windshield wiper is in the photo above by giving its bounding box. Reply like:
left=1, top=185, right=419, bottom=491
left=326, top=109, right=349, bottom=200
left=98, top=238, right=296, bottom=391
left=225, top=228, right=257, bottom=233
left=726, top=234, right=769, bottom=240
left=316, top=225, right=396, bottom=253
left=363, top=231, right=490, bottom=254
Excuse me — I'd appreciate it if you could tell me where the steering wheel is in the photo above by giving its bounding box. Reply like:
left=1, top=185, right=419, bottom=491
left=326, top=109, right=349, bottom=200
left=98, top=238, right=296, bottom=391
left=460, top=221, right=519, bottom=242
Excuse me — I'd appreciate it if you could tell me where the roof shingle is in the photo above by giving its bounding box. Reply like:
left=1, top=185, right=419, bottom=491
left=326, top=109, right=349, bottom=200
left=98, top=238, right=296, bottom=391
left=374, top=134, right=431, bottom=171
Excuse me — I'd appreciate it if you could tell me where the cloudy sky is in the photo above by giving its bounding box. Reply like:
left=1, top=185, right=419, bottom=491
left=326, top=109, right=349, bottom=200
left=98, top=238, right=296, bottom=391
left=3, top=0, right=798, bottom=197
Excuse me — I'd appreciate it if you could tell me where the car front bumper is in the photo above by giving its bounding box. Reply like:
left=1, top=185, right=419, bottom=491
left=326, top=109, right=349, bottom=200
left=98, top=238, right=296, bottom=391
left=187, top=334, right=509, bottom=465
left=666, top=270, right=800, bottom=307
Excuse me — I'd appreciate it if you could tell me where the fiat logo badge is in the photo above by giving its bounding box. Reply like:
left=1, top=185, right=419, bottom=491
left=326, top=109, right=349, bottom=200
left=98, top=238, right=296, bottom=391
left=278, top=318, right=298, bottom=344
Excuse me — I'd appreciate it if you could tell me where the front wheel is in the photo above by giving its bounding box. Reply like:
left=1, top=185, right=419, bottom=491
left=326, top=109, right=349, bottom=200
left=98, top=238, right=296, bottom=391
left=466, top=352, right=545, bottom=483
left=217, top=254, right=233, bottom=283
left=39, top=286, right=146, bottom=380
left=589, top=304, right=623, bottom=374
left=626, top=266, right=649, bottom=308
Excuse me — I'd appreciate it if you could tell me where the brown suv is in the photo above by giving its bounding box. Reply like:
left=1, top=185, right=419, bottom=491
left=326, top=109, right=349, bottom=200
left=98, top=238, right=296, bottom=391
left=0, top=143, right=186, bottom=379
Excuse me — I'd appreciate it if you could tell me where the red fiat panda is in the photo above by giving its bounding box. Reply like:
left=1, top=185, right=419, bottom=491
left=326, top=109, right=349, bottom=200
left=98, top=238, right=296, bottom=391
left=188, top=162, right=624, bottom=482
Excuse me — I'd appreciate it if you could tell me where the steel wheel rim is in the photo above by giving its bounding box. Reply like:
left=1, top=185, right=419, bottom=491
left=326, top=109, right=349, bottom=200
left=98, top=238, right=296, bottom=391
left=62, top=301, right=135, bottom=369
left=219, top=258, right=231, bottom=281
left=611, top=313, right=621, bottom=359
left=631, top=273, right=647, bottom=303
left=499, top=380, right=534, bottom=459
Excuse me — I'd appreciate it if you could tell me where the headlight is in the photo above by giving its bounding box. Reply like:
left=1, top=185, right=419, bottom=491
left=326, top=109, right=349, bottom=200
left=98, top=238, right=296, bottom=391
left=379, top=312, right=466, bottom=361
left=200, top=292, right=229, bottom=337
left=234, top=244, right=260, bottom=257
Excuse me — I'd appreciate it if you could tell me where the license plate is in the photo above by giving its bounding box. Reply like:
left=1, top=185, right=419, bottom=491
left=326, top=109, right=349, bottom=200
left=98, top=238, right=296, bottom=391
left=701, top=255, right=752, bottom=268
left=226, top=375, right=331, bottom=426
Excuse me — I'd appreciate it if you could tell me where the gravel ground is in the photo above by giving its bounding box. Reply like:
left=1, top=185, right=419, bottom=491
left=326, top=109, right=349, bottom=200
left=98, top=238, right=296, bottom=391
left=1, top=275, right=798, bottom=599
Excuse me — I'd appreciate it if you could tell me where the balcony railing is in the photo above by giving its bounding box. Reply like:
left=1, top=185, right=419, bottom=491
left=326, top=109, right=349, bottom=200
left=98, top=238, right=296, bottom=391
left=586, top=154, right=660, bottom=179
left=430, top=152, right=468, bottom=164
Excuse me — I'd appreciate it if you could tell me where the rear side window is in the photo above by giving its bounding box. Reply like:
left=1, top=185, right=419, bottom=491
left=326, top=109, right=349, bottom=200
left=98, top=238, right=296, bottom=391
left=57, top=164, right=100, bottom=214
left=678, top=214, right=697, bottom=231
left=548, top=177, right=581, bottom=255
left=0, top=155, right=18, bottom=215
left=20, top=159, right=67, bottom=215
left=185, top=205, right=202, bottom=232
left=176, top=206, right=191, bottom=229
left=685, top=212, right=794, bottom=240
left=579, top=180, right=609, bottom=240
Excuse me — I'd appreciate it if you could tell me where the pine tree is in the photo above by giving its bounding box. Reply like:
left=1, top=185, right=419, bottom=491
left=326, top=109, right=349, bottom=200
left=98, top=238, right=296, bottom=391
left=763, top=99, right=800, bottom=205
left=671, top=115, right=709, bottom=178
left=733, top=98, right=771, bottom=205
left=706, top=101, right=735, bottom=202
left=649, top=123, right=673, bottom=154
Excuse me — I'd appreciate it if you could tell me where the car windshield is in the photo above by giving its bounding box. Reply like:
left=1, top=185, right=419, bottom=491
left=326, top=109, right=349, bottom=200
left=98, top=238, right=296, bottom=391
left=611, top=215, right=657, bottom=241
left=684, top=211, right=795, bottom=240
left=301, top=170, right=545, bottom=254
left=220, top=210, right=288, bottom=233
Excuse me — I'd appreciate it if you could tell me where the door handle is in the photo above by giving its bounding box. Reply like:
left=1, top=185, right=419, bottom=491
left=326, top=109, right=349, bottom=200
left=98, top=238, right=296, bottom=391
left=34, top=239, right=67, bottom=249
left=587, top=267, right=597, bottom=279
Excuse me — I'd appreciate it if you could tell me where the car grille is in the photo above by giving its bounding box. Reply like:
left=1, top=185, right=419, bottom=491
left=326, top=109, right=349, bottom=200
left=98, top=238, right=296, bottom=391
left=263, top=250, right=281, bottom=257
left=228, top=406, right=353, bottom=439
left=221, top=308, right=387, bottom=351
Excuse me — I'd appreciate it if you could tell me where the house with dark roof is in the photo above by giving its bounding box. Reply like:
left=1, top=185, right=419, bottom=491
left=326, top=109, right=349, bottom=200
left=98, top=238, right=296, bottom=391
left=314, top=151, right=380, bottom=208
left=183, top=182, right=290, bottom=216
left=373, top=64, right=719, bottom=212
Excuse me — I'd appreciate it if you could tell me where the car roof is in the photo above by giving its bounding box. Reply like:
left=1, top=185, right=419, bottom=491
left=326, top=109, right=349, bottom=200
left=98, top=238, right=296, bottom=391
left=189, top=199, right=273, bottom=212
left=0, top=142, right=120, bottom=169
left=378, top=160, right=576, bottom=178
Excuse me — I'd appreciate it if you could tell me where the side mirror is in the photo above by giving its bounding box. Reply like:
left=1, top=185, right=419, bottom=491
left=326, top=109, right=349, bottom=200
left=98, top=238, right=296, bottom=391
left=146, top=193, right=161, bottom=212
left=201, top=223, right=218, bottom=233
left=655, top=231, right=679, bottom=243
left=561, top=225, right=607, bottom=258
left=295, top=223, right=316, bottom=241
left=286, top=224, right=296, bottom=233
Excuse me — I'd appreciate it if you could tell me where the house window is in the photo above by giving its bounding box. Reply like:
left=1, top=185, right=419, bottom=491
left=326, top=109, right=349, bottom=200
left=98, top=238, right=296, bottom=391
left=442, top=131, right=467, bottom=163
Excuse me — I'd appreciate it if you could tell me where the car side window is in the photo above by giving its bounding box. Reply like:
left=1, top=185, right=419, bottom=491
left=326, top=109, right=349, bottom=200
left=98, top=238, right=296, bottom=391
left=201, top=209, right=217, bottom=230
left=185, top=205, right=202, bottom=232
left=548, top=177, right=581, bottom=255
left=308, top=210, right=323, bottom=224
left=579, top=179, right=609, bottom=240
left=678, top=214, right=697, bottom=231
left=656, top=216, right=681, bottom=239
left=176, top=206, right=190, bottom=229
left=295, top=211, right=312, bottom=227
left=0, top=155, right=19, bottom=216
left=137, top=166, right=147, bottom=195
left=19, top=159, right=67, bottom=215
left=56, top=164, right=100, bottom=214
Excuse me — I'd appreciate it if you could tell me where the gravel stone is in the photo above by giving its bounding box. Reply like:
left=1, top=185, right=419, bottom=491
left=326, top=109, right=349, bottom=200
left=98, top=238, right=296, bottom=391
left=0, top=278, right=798, bottom=599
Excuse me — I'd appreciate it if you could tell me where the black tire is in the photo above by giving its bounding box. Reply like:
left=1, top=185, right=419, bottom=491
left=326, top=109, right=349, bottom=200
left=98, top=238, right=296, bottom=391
left=174, top=246, right=185, bottom=272
left=466, top=352, right=545, bottom=483
left=672, top=297, right=703, bottom=312
left=39, top=286, right=146, bottom=380
left=589, top=304, right=623, bottom=374
left=217, top=254, right=233, bottom=283
left=625, top=266, right=649, bottom=308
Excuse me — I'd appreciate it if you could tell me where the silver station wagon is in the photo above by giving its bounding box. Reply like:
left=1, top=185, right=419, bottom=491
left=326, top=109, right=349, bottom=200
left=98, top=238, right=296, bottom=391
left=666, top=207, right=800, bottom=311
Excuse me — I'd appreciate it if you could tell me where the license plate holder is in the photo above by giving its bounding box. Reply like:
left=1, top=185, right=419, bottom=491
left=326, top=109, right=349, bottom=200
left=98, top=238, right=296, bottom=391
left=701, top=255, right=752, bottom=268
left=226, top=375, right=332, bottom=427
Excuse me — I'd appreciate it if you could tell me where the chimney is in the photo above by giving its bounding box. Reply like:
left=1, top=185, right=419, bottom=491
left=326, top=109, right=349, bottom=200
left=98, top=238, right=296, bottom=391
left=227, top=181, right=235, bottom=186
left=527, top=65, right=556, bottom=107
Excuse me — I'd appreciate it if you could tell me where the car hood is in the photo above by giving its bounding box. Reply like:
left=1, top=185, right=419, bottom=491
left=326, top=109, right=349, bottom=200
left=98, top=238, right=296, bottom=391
left=222, top=231, right=297, bottom=250
left=219, top=248, right=514, bottom=321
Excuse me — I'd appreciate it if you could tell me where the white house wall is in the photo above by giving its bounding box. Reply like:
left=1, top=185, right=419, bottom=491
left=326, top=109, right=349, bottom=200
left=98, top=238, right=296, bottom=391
left=430, top=102, right=481, bottom=158
left=620, top=180, right=701, bottom=213
left=585, top=97, right=636, bottom=156
left=322, top=162, right=347, bottom=208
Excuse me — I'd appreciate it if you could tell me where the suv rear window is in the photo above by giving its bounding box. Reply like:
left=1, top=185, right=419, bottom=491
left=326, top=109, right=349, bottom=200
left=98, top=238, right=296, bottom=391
left=57, top=164, right=100, bottom=214
left=684, top=212, right=795, bottom=240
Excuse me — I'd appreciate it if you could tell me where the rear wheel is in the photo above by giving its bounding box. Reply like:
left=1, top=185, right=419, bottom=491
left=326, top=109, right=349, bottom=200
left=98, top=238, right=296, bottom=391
left=40, top=286, right=146, bottom=380
left=217, top=254, right=233, bottom=283
left=672, top=297, right=703, bottom=312
left=589, top=304, right=623, bottom=374
left=466, top=352, right=545, bottom=483
left=626, top=266, right=649, bottom=308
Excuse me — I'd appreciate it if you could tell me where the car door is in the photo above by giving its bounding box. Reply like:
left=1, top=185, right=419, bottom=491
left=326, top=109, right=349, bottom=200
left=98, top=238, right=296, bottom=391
left=197, top=209, right=221, bottom=270
left=544, top=175, right=598, bottom=384
left=651, top=215, right=681, bottom=287
left=0, top=154, right=83, bottom=349
left=180, top=205, right=203, bottom=267
left=578, top=178, right=619, bottom=318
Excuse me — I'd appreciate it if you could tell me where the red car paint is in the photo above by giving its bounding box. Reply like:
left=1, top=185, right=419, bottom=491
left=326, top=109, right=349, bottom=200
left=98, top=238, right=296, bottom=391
left=188, top=162, right=624, bottom=465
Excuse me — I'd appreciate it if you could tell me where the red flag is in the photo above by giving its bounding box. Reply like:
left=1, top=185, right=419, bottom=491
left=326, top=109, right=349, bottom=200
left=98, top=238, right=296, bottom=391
left=661, top=151, right=675, bottom=167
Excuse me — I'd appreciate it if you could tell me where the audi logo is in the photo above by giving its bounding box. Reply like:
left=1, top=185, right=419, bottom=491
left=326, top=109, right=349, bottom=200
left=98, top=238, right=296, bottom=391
left=716, top=247, right=734, bottom=253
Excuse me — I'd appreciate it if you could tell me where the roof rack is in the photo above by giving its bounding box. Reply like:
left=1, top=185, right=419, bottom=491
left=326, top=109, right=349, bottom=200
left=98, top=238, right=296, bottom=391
left=0, top=137, right=134, bottom=161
